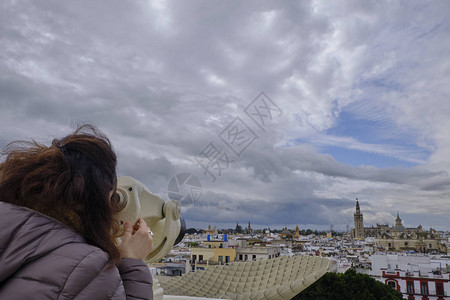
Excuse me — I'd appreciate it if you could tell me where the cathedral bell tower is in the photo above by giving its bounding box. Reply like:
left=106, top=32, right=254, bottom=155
left=395, top=212, right=402, bottom=227
left=354, top=198, right=364, bottom=239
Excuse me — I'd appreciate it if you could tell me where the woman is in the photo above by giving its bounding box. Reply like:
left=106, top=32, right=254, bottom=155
left=0, top=125, right=154, bottom=299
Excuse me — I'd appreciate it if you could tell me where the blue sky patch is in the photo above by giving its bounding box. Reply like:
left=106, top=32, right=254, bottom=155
left=319, top=146, right=417, bottom=168
left=311, top=110, right=430, bottom=168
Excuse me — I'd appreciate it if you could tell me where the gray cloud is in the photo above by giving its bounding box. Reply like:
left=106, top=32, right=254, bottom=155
left=1, top=0, right=450, bottom=230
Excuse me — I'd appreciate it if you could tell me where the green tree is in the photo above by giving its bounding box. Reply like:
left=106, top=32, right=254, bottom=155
left=291, top=269, right=403, bottom=300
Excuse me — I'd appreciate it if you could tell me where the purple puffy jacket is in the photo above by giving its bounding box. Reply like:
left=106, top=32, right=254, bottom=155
left=0, top=202, right=153, bottom=300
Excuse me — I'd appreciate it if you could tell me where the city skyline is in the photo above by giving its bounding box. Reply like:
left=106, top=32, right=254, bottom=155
left=1, top=1, right=450, bottom=231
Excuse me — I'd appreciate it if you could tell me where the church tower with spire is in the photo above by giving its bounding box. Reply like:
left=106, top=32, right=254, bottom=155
left=394, top=212, right=404, bottom=231
left=354, top=198, right=364, bottom=239
left=395, top=212, right=402, bottom=226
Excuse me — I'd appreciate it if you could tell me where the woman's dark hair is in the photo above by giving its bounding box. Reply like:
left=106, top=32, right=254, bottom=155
left=0, top=124, right=121, bottom=264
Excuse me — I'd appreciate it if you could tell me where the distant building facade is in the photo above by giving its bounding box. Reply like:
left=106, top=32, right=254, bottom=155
left=205, top=224, right=218, bottom=235
left=280, top=227, right=293, bottom=239
left=236, top=246, right=279, bottom=261
left=191, top=236, right=236, bottom=265
left=190, top=247, right=236, bottom=264
left=351, top=201, right=447, bottom=253
left=371, top=254, right=450, bottom=300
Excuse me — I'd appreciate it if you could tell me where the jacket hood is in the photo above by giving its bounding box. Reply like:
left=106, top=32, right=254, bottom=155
left=0, top=201, right=85, bottom=283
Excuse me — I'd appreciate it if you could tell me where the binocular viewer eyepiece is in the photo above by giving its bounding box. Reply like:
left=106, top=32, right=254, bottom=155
left=113, top=176, right=186, bottom=263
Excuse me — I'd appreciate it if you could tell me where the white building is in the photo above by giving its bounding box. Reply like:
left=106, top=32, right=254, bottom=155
left=370, top=254, right=450, bottom=299
left=235, top=246, right=280, bottom=261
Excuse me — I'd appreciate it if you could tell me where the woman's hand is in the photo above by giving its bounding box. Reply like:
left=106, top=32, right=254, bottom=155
left=118, top=218, right=153, bottom=260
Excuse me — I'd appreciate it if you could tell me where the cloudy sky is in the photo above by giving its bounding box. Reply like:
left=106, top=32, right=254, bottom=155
left=1, top=0, right=450, bottom=231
